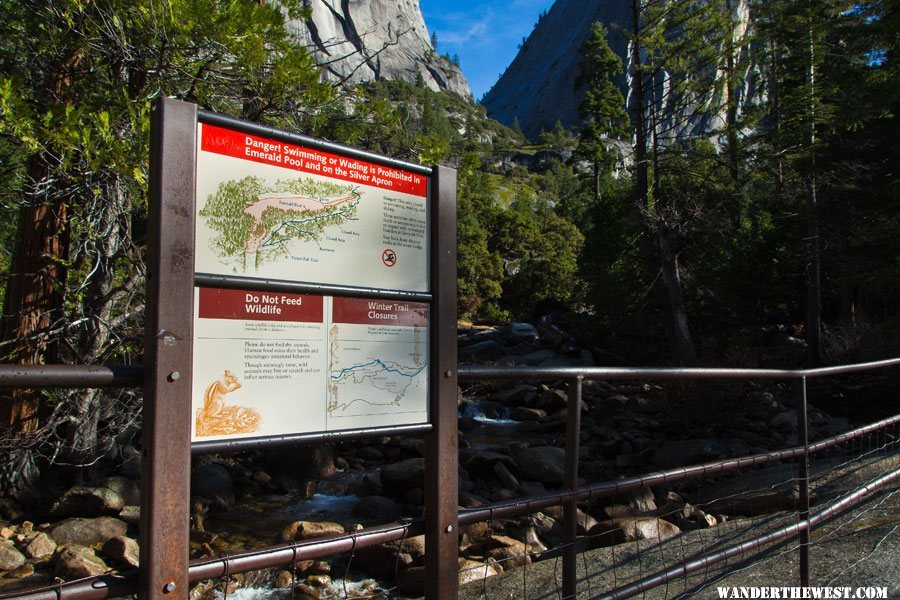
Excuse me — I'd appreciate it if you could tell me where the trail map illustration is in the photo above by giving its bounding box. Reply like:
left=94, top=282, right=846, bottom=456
left=327, top=325, right=427, bottom=419
left=199, top=176, right=360, bottom=269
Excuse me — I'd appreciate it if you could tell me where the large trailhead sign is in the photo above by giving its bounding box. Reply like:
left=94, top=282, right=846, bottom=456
left=189, top=116, right=433, bottom=445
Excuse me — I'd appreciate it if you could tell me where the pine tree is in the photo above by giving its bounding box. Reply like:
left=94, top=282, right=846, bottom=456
left=752, top=0, right=859, bottom=364
left=574, top=22, right=629, bottom=205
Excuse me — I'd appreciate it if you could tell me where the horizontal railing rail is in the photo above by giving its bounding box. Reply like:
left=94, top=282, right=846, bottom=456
left=0, top=357, right=896, bottom=599
left=0, top=364, right=144, bottom=388
left=458, top=356, right=900, bottom=382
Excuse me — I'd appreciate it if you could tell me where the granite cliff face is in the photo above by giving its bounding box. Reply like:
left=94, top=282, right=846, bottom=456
left=482, top=0, right=755, bottom=140
left=287, top=0, right=471, bottom=98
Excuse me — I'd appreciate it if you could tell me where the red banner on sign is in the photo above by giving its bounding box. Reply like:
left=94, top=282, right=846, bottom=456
left=332, top=297, right=428, bottom=328
left=200, top=124, right=427, bottom=197
left=198, top=287, right=324, bottom=323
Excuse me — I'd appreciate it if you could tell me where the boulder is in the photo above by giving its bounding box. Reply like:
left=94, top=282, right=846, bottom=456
left=458, top=491, right=489, bottom=508
left=514, top=525, right=548, bottom=554
left=458, top=340, right=503, bottom=362
left=266, top=445, right=337, bottom=480
left=353, top=544, right=412, bottom=579
left=273, top=476, right=315, bottom=496
left=769, top=410, right=798, bottom=431
left=651, top=439, right=726, bottom=469
left=487, top=545, right=531, bottom=570
left=461, top=451, right=519, bottom=480
left=118, top=505, right=140, bottom=526
left=379, top=458, right=425, bottom=493
left=614, top=486, right=657, bottom=513
left=590, top=517, right=681, bottom=547
left=506, top=322, right=540, bottom=343
left=4, top=563, right=34, bottom=579
left=352, top=496, right=401, bottom=523
left=101, top=536, right=139, bottom=567
left=513, top=446, right=565, bottom=485
left=50, top=485, right=125, bottom=519
left=54, top=545, right=109, bottom=580
left=397, top=535, right=427, bottom=562
left=510, top=407, right=547, bottom=422
left=0, top=541, right=26, bottom=571
left=191, top=462, right=236, bottom=506
left=488, top=385, right=537, bottom=405
left=528, top=511, right=561, bottom=547
left=46, top=517, right=128, bottom=547
left=535, top=388, right=569, bottom=411
left=458, top=558, right=502, bottom=585
left=281, top=521, right=344, bottom=543
left=602, top=505, right=638, bottom=519
left=306, top=574, right=332, bottom=588
left=274, top=570, right=294, bottom=589
left=23, top=532, right=56, bottom=560
left=493, top=462, right=520, bottom=492
left=0, top=500, right=23, bottom=522
left=693, top=463, right=807, bottom=516
left=101, top=476, right=141, bottom=505
left=542, top=505, right=598, bottom=534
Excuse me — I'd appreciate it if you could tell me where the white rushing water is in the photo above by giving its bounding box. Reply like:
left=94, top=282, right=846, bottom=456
left=214, top=579, right=386, bottom=599
left=461, top=402, right=517, bottom=425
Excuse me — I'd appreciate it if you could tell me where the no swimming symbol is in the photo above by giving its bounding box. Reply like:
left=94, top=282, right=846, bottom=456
left=382, top=248, right=397, bottom=268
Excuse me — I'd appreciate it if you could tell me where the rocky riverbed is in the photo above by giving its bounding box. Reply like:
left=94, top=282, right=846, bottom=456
left=0, top=319, right=893, bottom=598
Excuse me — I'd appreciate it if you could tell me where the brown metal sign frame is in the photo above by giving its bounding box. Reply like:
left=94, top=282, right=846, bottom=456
left=144, top=97, right=458, bottom=599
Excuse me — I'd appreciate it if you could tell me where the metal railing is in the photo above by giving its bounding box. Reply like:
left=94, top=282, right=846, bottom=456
left=0, top=357, right=898, bottom=599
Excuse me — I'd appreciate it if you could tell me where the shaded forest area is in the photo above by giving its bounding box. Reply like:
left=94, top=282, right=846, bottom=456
left=0, top=0, right=897, bottom=507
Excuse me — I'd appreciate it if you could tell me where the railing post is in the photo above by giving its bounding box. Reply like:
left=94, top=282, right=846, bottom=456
left=141, top=97, right=196, bottom=599
left=563, top=375, right=583, bottom=599
left=796, top=375, right=811, bottom=586
left=424, top=165, right=458, bottom=599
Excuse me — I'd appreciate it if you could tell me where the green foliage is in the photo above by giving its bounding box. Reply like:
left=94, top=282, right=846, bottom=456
left=574, top=20, right=631, bottom=229
left=0, top=0, right=344, bottom=471
left=454, top=152, right=586, bottom=320
left=537, top=120, right=574, bottom=150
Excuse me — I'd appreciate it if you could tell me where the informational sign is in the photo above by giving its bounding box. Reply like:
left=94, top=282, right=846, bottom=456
left=191, top=288, right=430, bottom=442
left=188, top=117, right=435, bottom=444
left=194, top=123, right=430, bottom=292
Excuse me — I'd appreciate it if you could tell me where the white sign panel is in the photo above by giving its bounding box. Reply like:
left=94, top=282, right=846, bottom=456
left=191, top=287, right=429, bottom=442
left=194, top=123, right=429, bottom=292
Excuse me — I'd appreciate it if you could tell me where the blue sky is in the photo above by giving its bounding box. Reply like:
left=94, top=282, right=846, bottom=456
left=420, top=0, right=556, bottom=100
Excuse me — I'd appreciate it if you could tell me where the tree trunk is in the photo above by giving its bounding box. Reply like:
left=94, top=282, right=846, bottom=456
left=0, top=154, right=69, bottom=432
left=724, top=0, right=740, bottom=188
left=629, top=0, right=697, bottom=366
left=804, top=25, right=822, bottom=366
left=657, top=225, right=697, bottom=363
left=66, top=175, right=136, bottom=464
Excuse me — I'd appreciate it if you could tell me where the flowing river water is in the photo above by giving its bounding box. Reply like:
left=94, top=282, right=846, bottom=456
left=200, top=398, right=528, bottom=598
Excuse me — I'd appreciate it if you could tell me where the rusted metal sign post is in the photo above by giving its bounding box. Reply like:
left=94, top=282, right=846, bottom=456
left=144, top=97, right=458, bottom=599
left=142, top=98, right=196, bottom=599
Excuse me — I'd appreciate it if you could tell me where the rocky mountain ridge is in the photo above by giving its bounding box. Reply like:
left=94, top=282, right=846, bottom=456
left=483, top=0, right=755, bottom=140
left=287, top=0, right=471, bottom=98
